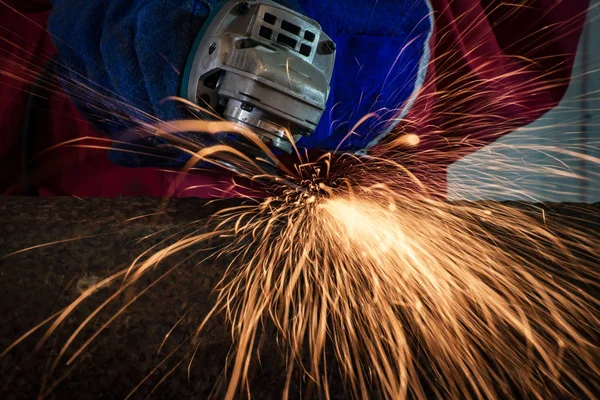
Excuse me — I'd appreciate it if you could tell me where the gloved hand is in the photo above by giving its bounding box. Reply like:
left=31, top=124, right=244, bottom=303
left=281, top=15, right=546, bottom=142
left=48, top=0, right=432, bottom=167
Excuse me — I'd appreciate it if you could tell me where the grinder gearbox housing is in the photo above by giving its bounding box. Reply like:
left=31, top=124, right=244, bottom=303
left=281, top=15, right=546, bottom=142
left=182, top=0, right=336, bottom=153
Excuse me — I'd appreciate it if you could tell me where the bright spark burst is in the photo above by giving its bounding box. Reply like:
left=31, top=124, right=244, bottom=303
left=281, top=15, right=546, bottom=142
left=188, top=157, right=600, bottom=399
left=6, top=134, right=599, bottom=398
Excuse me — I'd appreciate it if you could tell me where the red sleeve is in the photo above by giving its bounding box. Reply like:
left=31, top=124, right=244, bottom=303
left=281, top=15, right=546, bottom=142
left=383, top=0, right=589, bottom=170
left=0, top=2, right=55, bottom=193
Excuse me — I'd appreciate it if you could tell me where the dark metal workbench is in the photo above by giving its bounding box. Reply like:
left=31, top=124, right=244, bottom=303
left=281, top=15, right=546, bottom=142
left=0, top=197, right=598, bottom=399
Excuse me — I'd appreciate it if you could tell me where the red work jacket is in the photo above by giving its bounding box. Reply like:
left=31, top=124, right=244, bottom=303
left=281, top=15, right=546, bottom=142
left=0, top=1, right=589, bottom=197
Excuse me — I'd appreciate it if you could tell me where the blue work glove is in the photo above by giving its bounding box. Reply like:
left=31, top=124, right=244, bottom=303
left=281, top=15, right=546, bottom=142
left=48, top=0, right=432, bottom=167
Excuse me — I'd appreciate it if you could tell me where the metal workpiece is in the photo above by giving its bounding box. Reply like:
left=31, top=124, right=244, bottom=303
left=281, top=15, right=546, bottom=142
left=183, top=0, right=336, bottom=153
left=1, top=197, right=599, bottom=398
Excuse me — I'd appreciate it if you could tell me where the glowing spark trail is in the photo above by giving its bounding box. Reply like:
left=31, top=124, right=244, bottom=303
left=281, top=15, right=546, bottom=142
left=183, top=159, right=600, bottom=399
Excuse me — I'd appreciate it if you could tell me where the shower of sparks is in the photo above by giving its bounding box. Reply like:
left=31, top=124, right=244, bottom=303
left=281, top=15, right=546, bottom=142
left=207, top=171, right=600, bottom=399
left=5, top=141, right=599, bottom=399
left=1, top=1, right=600, bottom=399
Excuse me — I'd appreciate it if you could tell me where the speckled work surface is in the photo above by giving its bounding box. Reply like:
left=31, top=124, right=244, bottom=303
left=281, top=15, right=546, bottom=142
left=0, top=197, right=598, bottom=399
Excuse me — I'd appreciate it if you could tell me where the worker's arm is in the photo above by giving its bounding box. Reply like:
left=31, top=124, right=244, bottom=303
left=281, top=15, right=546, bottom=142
left=46, top=0, right=433, bottom=162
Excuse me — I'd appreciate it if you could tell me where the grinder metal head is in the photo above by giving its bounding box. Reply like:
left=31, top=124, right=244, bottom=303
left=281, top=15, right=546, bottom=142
left=182, top=0, right=336, bottom=154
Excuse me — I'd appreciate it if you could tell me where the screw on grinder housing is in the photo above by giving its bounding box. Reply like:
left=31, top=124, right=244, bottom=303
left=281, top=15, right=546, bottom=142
left=182, top=0, right=336, bottom=154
